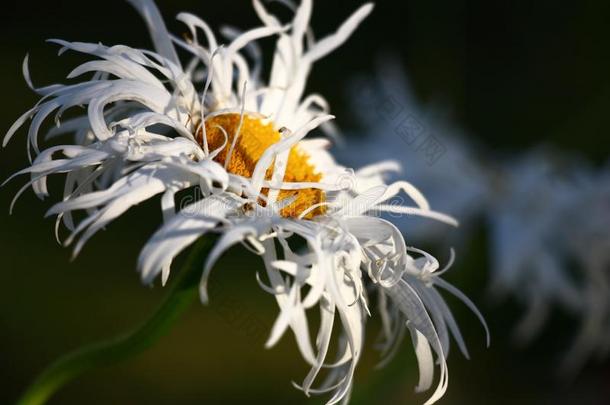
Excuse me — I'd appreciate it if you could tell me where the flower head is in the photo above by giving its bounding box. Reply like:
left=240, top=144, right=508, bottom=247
left=336, top=47, right=610, bottom=376
left=487, top=148, right=610, bottom=372
left=339, top=59, right=489, bottom=245
left=4, top=1, right=486, bottom=403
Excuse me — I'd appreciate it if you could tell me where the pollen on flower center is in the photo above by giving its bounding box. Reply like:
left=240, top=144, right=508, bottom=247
left=198, top=113, right=325, bottom=218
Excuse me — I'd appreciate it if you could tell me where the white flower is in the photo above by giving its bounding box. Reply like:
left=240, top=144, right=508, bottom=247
left=341, top=57, right=610, bottom=373
left=488, top=148, right=610, bottom=371
left=552, top=163, right=610, bottom=371
left=331, top=47, right=610, bottom=375
left=488, top=151, right=578, bottom=337
left=338, top=59, right=489, bottom=245
left=4, top=1, right=487, bottom=403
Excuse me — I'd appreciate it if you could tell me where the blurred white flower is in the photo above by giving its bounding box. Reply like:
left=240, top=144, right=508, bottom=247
left=488, top=149, right=610, bottom=372
left=337, top=60, right=489, bottom=245
left=488, top=150, right=583, bottom=342
left=555, top=163, right=610, bottom=372
left=3, top=1, right=487, bottom=403
left=341, top=58, right=610, bottom=374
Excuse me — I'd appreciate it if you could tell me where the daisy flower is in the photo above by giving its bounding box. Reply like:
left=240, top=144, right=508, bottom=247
left=344, top=58, right=610, bottom=374
left=487, top=149, right=610, bottom=372
left=487, top=150, right=582, bottom=343
left=4, top=1, right=488, bottom=403
left=339, top=59, right=489, bottom=246
left=337, top=52, right=610, bottom=376
left=547, top=162, right=610, bottom=372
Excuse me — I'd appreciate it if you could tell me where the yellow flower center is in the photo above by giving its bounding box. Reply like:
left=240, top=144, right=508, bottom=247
left=198, top=113, right=325, bottom=218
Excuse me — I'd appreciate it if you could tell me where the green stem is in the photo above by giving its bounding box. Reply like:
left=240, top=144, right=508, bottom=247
left=17, top=237, right=214, bottom=405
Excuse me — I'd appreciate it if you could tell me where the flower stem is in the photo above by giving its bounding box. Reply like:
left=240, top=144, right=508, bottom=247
left=16, top=237, right=214, bottom=405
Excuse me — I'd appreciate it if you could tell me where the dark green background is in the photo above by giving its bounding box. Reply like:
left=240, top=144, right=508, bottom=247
left=1, top=1, right=609, bottom=404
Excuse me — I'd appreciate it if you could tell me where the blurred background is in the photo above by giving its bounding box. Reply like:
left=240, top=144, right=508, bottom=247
left=1, top=0, right=609, bottom=404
